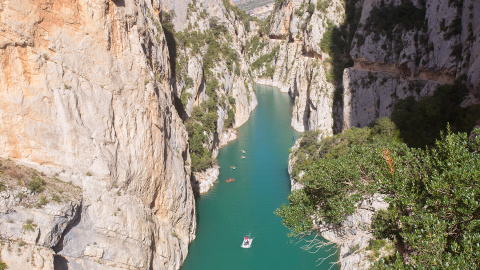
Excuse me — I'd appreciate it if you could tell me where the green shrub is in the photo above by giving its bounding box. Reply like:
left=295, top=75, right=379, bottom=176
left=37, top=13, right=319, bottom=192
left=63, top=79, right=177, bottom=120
left=356, top=33, right=365, bottom=47
left=367, top=239, right=388, bottom=259
left=181, top=91, right=192, bottom=108
left=159, top=11, right=178, bottom=78
left=295, top=8, right=304, bottom=17
left=365, top=2, right=426, bottom=37
left=228, top=96, right=236, bottom=106
left=22, top=219, right=37, bottom=232
left=251, top=46, right=279, bottom=72
left=0, top=260, right=7, bottom=270
left=274, top=0, right=287, bottom=9
left=51, top=193, right=61, bottom=203
left=450, top=44, right=463, bottom=61
left=263, top=64, right=275, bottom=78
left=36, top=196, right=48, bottom=208
left=278, top=111, right=480, bottom=268
left=27, top=177, right=45, bottom=193
left=245, top=36, right=267, bottom=57
left=371, top=129, right=480, bottom=268
left=317, top=0, right=329, bottom=12
left=0, top=182, right=4, bottom=192
left=306, top=3, right=315, bottom=16
left=391, top=83, right=480, bottom=148
left=320, top=21, right=351, bottom=83
left=186, top=121, right=213, bottom=173
left=15, top=192, right=26, bottom=200
left=224, top=108, right=235, bottom=128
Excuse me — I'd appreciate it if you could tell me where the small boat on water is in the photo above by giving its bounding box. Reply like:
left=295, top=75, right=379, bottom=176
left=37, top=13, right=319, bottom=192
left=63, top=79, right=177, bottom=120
left=241, top=236, right=252, bottom=248
left=226, top=178, right=235, bottom=182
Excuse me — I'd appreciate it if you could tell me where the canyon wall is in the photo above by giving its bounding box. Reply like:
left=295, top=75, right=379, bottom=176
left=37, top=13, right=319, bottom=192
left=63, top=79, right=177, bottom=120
left=344, top=0, right=480, bottom=129
left=273, top=0, right=480, bottom=269
left=252, top=0, right=479, bottom=133
left=162, top=0, right=258, bottom=193
left=249, top=0, right=346, bottom=135
left=0, top=0, right=195, bottom=269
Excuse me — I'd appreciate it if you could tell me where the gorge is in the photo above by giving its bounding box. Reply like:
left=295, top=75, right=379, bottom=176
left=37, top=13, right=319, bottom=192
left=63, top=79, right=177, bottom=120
left=1, top=0, right=479, bottom=269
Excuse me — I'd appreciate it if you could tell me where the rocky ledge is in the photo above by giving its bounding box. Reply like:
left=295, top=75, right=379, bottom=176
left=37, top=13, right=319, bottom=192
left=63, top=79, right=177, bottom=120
left=0, top=158, right=82, bottom=269
left=318, top=194, right=391, bottom=270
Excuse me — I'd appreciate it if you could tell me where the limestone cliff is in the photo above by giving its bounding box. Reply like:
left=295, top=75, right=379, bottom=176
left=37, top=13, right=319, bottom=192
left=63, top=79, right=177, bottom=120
left=162, top=0, right=258, bottom=193
left=248, top=0, right=346, bottom=135
left=342, top=0, right=480, bottom=129
left=254, top=0, right=480, bottom=133
left=265, top=0, right=480, bottom=129
left=235, top=0, right=275, bottom=20
left=0, top=0, right=195, bottom=269
left=274, top=0, right=480, bottom=269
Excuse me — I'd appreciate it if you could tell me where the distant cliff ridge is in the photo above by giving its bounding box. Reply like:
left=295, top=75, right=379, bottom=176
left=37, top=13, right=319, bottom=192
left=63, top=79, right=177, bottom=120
left=235, top=0, right=274, bottom=19
left=256, top=0, right=479, bottom=134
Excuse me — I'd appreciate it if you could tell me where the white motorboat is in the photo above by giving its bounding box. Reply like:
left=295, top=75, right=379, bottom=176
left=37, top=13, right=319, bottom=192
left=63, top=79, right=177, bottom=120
left=241, top=236, right=253, bottom=248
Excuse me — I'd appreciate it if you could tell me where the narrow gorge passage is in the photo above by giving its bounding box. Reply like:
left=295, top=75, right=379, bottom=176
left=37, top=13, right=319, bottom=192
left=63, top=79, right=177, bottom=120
left=181, top=84, right=338, bottom=270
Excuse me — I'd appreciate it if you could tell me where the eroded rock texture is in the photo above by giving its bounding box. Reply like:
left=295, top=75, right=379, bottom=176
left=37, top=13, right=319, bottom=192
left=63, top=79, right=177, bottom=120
left=252, top=0, right=479, bottom=135
left=0, top=0, right=195, bottom=269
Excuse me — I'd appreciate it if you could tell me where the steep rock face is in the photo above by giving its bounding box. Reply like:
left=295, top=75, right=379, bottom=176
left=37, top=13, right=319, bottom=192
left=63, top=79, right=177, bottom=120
left=164, top=0, right=258, bottom=192
left=263, top=0, right=480, bottom=133
left=343, top=0, right=480, bottom=129
left=0, top=159, right=82, bottom=270
left=250, top=0, right=344, bottom=135
left=234, top=0, right=274, bottom=20
left=342, top=67, right=441, bottom=129
left=166, top=0, right=258, bottom=127
left=163, top=0, right=231, bottom=32
left=0, top=0, right=195, bottom=269
left=319, top=194, right=390, bottom=270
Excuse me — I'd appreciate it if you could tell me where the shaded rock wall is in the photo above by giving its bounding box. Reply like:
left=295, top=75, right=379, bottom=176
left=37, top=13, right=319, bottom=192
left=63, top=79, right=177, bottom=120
left=258, top=0, right=480, bottom=133
left=344, top=0, right=480, bottom=130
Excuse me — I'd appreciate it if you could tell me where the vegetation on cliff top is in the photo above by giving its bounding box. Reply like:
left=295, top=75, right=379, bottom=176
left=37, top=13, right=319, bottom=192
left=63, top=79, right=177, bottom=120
left=278, top=118, right=480, bottom=268
left=277, top=83, right=480, bottom=268
left=0, top=158, right=81, bottom=209
left=391, top=82, right=480, bottom=148
left=164, top=3, right=253, bottom=173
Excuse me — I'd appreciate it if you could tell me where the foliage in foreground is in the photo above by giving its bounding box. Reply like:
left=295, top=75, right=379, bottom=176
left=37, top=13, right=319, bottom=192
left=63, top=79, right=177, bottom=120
left=276, top=116, right=480, bottom=268
left=278, top=118, right=400, bottom=232
left=391, top=82, right=480, bottom=148
left=0, top=260, right=7, bottom=270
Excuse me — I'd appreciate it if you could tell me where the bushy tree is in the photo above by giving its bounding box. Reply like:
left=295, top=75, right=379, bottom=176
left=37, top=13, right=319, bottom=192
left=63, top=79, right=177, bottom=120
left=373, top=128, right=480, bottom=268
left=277, top=115, right=480, bottom=268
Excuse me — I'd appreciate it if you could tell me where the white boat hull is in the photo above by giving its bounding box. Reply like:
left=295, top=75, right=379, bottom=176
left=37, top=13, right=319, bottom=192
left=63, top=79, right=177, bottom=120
left=241, top=239, right=253, bottom=248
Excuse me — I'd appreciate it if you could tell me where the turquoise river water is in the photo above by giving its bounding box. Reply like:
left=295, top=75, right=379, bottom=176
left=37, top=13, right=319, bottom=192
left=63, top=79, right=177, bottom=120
left=181, top=84, right=338, bottom=270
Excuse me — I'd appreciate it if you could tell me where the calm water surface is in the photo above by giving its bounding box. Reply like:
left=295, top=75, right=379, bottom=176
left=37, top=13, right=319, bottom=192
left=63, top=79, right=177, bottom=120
left=181, top=84, right=338, bottom=270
